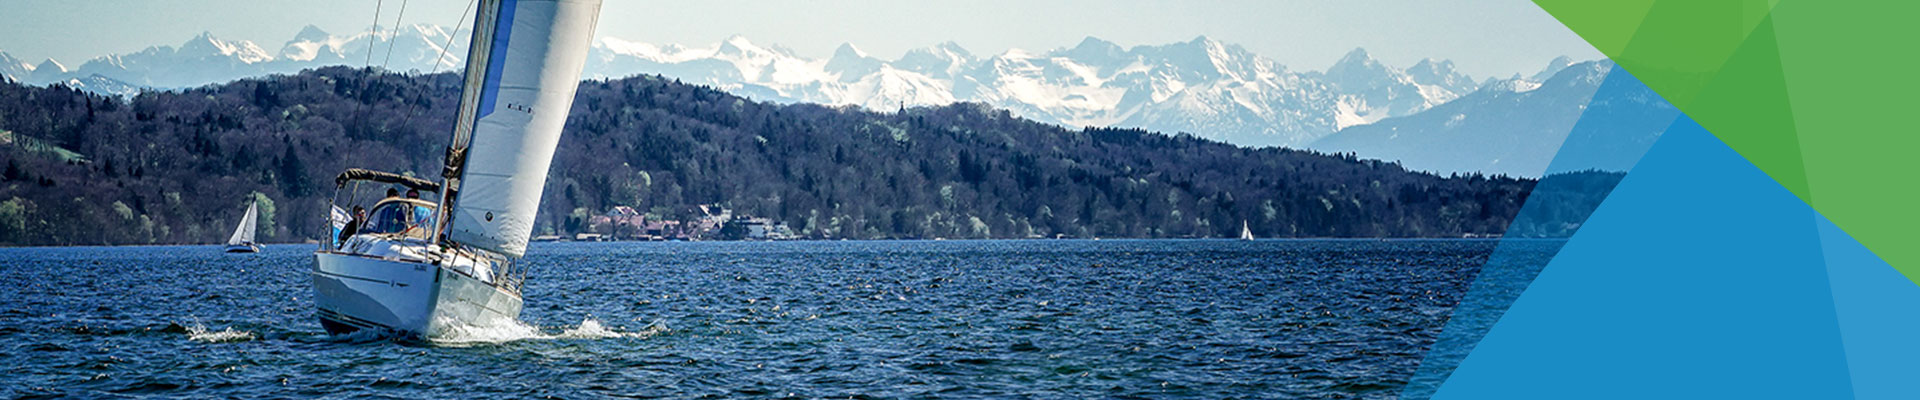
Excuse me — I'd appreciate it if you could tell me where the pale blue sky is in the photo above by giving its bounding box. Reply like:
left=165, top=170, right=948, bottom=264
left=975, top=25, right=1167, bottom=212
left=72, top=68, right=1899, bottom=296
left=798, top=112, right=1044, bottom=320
left=0, top=0, right=1600, bottom=79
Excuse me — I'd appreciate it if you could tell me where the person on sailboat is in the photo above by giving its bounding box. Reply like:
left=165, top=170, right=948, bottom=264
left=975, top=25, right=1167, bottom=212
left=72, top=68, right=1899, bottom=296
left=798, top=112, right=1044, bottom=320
left=361, top=201, right=427, bottom=238
left=386, top=188, right=401, bottom=198
left=336, top=206, right=366, bottom=248
left=403, top=188, right=434, bottom=232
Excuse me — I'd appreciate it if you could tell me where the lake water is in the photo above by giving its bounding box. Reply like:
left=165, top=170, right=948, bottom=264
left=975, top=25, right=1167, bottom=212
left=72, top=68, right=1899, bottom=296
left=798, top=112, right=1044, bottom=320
left=0, top=239, right=1548, bottom=398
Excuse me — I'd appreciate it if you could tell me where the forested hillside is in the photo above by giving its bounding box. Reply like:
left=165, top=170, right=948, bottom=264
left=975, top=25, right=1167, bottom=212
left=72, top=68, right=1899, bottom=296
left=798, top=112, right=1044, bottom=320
left=0, top=67, right=1613, bottom=245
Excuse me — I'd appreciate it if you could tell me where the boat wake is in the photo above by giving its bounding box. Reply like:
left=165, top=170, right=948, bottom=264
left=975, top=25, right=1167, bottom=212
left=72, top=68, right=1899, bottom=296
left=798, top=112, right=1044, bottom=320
left=431, top=318, right=665, bottom=346
left=185, top=324, right=256, bottom=343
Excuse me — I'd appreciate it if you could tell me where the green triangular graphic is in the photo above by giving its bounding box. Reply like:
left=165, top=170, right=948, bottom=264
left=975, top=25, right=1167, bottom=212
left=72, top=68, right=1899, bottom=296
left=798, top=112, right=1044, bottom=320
left=1531, top=0, right=1659, bottom=55
left=1537, top=0, right=1920, bottom=281
left=1685, top=13, right=1810, bottom=201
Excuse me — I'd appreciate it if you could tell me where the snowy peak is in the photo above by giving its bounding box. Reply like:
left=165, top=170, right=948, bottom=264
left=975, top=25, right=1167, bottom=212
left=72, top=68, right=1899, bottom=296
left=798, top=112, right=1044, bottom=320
left=895, top=41, right=974, bottom=79
left=0, top=52, right=31, bottom=82
left=825, top=42, right=884, bottom=82
left=1406, top=58, right=1477, bottom=95
left=596, top=37, right=672, bottom=62
left=1191, top=35, right=1260, bottom=78
left=178, top=31, right=274, bottom=64
left=58, top=74, right=143, bottom=98
left=831, top=42, right=869, bottom=59
left=716, top=34, right=782, bottom=57
left=1055, top=36, right=1128, bottom=66
left=1531, top=55, right=1574, bottom=81
left=1331, top=48, right=1379, bottom=72
left=1316, top=47, right=1470, bottom=129
left=1124, top=35, right=1247, bottom=81
left=1476, top=57, right=1603, bottom=95
left=722, top=34, right=754, bottom=48
left=28, top=58, right=68, bottom=84
left=920, top=41, right=974, bottom=60
left=291, top=25, right=332, bottom=44
left=1407, top=58, right=1455, bottom=78
left=34, top=58, right=66, bottom=74
left=1323, top=48, right=1399, bottom=89
left=1542, top=59, right=1611, bottom=87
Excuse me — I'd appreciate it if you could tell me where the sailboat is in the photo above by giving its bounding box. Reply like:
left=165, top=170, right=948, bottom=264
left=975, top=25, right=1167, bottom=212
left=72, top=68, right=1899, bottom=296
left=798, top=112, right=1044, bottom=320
left=225, top=199, right=261, bottom=253
left=1240, top=220, right=1254, bottom=241
left=310, top=0, right=601, bottom=338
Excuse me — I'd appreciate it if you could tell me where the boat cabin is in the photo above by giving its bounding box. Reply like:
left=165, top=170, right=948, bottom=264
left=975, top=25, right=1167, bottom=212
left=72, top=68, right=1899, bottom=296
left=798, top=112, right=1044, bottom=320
left=361, top=198, right=438, bottom=240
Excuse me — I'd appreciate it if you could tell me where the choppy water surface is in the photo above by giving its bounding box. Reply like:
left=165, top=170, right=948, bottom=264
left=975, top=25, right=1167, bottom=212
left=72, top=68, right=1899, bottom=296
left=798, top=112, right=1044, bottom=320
left=0, top=239, right=1549, bottom=398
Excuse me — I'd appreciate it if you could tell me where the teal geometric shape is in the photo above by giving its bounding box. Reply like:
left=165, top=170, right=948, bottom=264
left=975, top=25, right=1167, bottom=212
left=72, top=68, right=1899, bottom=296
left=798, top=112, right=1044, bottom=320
left=1432, top=117, right=1853, bottom=398
left=1819, top=216, right=1920, bottom=399
left=1403, top=66, right=1682, bottom=399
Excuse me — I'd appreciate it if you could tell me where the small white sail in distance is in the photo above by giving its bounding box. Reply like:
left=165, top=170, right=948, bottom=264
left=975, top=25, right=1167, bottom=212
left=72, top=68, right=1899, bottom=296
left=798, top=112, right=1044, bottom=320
left=228, top=200, right=258, bottom=246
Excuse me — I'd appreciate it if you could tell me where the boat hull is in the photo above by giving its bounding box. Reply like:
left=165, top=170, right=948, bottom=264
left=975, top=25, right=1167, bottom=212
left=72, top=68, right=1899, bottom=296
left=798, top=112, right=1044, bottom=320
left=226, top=243, right=260, bottom=253
left=311, top=252, right=522, bottom=339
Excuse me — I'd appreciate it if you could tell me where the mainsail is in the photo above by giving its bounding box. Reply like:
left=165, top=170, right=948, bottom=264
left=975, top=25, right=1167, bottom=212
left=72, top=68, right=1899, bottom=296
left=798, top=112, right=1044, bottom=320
left=228, top=200, right=258, bottom=246
left=441, top=0, right=602, bottom=258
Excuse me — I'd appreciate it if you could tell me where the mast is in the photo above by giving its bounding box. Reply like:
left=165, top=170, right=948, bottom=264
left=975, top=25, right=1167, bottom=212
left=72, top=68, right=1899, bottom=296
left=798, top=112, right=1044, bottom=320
left=430, top=0, right=506, bottom=247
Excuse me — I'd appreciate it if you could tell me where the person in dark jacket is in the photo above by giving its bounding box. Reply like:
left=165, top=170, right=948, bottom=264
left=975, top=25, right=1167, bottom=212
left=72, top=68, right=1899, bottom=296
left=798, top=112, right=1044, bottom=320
left=336, top=206, right=366, bottom=248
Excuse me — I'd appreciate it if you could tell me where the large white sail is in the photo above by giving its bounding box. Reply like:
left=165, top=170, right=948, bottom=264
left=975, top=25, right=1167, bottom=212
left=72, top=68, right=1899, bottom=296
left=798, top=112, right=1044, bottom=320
left=228, top=200, right=258, bottom=245
left=443, top=0, right=602, bottom=258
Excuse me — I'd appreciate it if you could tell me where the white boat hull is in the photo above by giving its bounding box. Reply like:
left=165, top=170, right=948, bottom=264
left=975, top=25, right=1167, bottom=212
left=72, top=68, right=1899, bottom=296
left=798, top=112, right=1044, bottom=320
left=311, top=252, right=522, bottom=338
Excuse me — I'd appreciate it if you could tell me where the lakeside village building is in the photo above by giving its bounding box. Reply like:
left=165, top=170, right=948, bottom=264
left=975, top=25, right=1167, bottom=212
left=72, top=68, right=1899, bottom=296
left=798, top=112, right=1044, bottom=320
left=539, top=204, right=794, bottom=242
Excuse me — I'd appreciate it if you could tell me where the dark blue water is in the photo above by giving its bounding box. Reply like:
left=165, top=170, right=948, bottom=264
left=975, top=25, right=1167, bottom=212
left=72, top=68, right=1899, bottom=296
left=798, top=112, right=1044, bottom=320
left=0, top=239, right=1546, bottom=398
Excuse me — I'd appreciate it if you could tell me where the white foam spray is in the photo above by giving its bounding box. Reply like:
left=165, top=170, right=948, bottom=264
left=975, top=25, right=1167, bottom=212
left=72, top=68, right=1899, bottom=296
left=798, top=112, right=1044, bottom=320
left=431, top=317, right=665, bottom=345
left=186, top=324, right=257, bottom=343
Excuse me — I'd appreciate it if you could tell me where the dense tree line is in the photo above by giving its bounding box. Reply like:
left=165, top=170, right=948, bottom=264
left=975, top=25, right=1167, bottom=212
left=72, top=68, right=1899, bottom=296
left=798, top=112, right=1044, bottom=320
left=0, top=67, right=1616, bottom=245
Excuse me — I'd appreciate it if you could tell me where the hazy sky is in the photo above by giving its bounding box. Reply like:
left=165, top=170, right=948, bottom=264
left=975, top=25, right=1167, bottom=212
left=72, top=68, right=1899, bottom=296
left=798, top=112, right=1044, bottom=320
left=0, top=0, right=1601, bottom=79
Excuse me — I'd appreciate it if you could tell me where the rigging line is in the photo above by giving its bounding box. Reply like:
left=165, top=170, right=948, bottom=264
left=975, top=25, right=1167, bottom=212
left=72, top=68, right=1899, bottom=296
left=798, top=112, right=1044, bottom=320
left=393, top=0, right=477, bottom=135
left=361, top=0, right=386, bottom=70
left=343, top=0, right=387, bottom=176
left=428, top=0, right=476, bottom=74
left=332, top=0, right=401, bottom=243
left=377, top=0, right=411, bottom=71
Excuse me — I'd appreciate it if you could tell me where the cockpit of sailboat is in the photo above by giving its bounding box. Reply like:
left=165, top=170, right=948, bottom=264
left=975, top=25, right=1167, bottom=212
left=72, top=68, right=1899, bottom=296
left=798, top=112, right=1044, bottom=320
left=322, top=168, right=518, bottom=290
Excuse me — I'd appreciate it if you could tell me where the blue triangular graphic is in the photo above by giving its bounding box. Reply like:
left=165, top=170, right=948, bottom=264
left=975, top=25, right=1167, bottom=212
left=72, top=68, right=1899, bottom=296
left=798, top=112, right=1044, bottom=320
left=1432, top=117, right=1852, bottom=398
left=1819, top=215, right=1920, bottom=399
left=1403, top=66, right=1683, bottom=399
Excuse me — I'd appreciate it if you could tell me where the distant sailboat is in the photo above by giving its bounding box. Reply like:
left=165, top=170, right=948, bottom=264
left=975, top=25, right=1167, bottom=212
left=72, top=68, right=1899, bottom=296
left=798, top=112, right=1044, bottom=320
left=1240, top=221, right=1254, bottom=241
left=311, top=0, right=602, bottom=339
left=225, top=199, right=261, bottom=253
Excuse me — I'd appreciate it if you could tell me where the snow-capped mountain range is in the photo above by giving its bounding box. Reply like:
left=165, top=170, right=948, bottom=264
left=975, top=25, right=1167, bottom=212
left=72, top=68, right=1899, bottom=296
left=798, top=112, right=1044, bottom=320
left=0, top=25, right=1578, bottom=148
left=1310, top=60, right=1677, bottom=177
left=0, top=24, right=468, bottom=98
